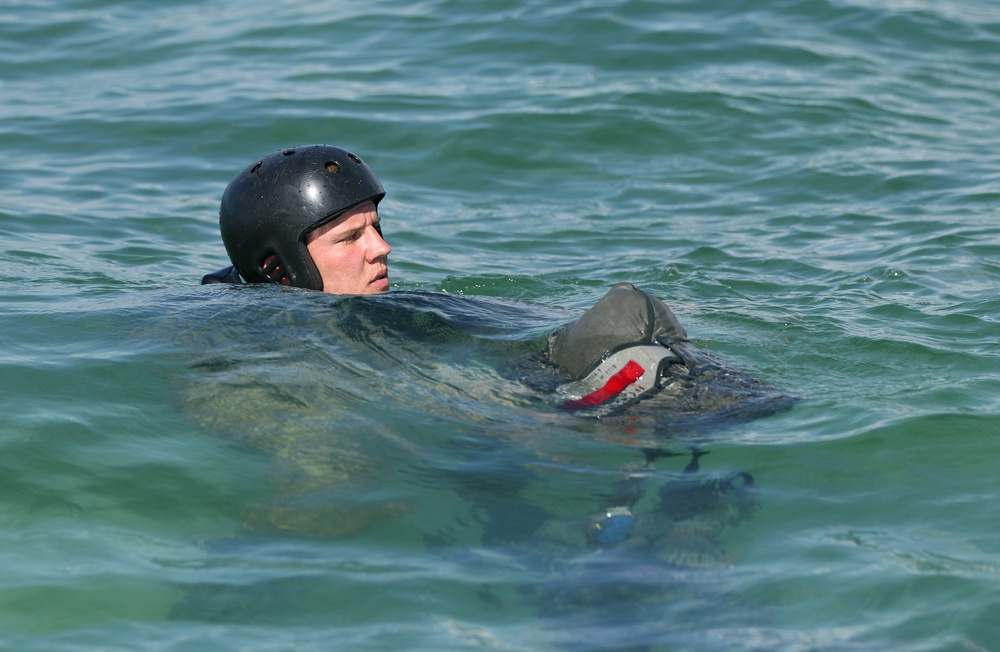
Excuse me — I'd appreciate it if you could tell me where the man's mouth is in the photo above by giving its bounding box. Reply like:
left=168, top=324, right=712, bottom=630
left=370, top=269, right=389, bottom=289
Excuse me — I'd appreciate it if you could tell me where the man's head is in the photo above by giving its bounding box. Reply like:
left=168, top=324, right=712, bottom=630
left=219, top=144, right=390, bottom=294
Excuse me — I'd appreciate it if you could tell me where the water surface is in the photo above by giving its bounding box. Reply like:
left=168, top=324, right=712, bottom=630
left=2, top=0, right=999, bottom=649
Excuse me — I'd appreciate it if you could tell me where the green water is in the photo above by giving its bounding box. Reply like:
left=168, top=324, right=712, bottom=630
left=2, top=0, right=999, bottom=649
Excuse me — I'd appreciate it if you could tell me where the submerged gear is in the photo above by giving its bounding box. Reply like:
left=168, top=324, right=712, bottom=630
left=591, top=506, right=636, bottom=546
left=218, top=144, right=385, bottom=291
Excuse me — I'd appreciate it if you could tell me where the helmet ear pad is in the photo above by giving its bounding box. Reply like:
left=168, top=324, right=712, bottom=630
left=255, top=250, right=293, bottom=286
left=219, top=145, right=385, bottom=292
left=242, top=230, right=320, bottom=290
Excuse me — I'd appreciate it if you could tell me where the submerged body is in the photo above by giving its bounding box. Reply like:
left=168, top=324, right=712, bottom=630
left=180, top=282, right=793, bottom=550
left=169, top=281, right=795, bottom=635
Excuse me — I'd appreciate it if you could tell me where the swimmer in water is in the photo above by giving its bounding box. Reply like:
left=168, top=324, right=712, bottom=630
left=202, top=144, right=683, bottom=410
left=197, top=145, right=791, bottom=553
left=202, top=144, right=791, bottom=419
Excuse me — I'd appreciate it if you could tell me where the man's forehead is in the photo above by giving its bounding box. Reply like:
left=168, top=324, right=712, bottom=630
left=337, top=200, right=377, bottom=223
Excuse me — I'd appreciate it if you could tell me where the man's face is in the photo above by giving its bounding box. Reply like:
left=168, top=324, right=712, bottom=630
left=305, top=200, right=391, bottom=295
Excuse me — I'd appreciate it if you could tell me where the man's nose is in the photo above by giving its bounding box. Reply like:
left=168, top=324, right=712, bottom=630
left=368, top=226, right=391, bottom=257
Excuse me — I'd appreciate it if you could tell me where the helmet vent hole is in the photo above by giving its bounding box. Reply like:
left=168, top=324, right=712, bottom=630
left=347, top=153, right=362, bottom=164
left=325, top=161, right=340, bottom=174
left=283, top=149, right=296, bottom=156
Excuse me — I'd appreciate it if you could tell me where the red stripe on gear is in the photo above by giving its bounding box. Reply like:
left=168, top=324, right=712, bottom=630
left=563, top=360, right=645, bottom=410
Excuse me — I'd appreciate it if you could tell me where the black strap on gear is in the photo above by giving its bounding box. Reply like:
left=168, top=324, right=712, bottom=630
left=201, top=265, right=244, bottom=285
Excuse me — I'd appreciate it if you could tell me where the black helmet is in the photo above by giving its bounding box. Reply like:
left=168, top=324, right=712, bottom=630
left=219, top=144, right=385, bottom=291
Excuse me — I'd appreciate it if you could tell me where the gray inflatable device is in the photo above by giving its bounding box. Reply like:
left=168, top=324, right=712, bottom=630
left=547, top=283, right=693, bottom=413
left=548, top=283, right=687, bottom=379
